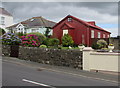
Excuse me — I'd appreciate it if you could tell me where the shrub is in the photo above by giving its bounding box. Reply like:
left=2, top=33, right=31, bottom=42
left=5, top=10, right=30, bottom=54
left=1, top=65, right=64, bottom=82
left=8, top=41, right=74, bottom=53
left=16, top=32, right=26, bottom=38
left=42, top=38, right=60, bottom=46
left=0, top=28, right=6, bottom=36
left=27, top=32, right=46, bottom=44
left=92, top=43, right=101, bottom=49
left=20, top=34, right=40, bottom=47
left=62, top=34, right=74, bottom=47
left=97, top=39, right=107, bottom=48
left=48, top=38, right=60, bottom=46
left=39, top=45, right=47, bottom=48
left=42, top=38, right=50, bottom=46
left=1, top=33, right=21, bottom=45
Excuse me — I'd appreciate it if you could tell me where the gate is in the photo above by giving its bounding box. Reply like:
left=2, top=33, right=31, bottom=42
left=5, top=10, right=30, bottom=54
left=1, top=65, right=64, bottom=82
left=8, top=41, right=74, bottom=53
left=10, top=45, right=19, bottom=57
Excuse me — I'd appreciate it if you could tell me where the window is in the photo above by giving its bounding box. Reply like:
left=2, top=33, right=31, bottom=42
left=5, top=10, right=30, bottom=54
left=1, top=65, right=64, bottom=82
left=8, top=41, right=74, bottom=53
left=91, top=30, right=94, bottom=38
left=63, top=30, right=68, bottom=35
left=103, top=34, right=105, bottom=38
left=98, top=32, right=101, bottom=38
left=82, top=34, right=85, bottom=44
left=108, top=35, right=110, bottom=38
left=68, top=18, right=72, bottom=22
left=1, top=16, right=5, bottom=25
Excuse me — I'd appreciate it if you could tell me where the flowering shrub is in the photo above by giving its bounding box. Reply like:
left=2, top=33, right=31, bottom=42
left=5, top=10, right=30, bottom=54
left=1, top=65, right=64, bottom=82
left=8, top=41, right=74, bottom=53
left=1, top=33, right=21, bottom=45
left=97, top=39, right=107, bottom=48
left=20, top=34, right=40, bottom=47
left=27, top=32, right=46, bottom=44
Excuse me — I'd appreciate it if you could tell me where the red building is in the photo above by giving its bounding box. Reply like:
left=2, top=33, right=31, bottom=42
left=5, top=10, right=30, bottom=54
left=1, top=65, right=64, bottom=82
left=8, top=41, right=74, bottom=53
left=53, top=15, right=111, bottom=46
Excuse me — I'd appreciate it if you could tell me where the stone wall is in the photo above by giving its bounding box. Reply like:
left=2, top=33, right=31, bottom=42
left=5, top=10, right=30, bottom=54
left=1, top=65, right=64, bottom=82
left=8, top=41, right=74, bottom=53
left=2, top=45, right=11, bottom=56
left=19, top=46, right=83, bottom=69
left=109, top=38, right=119, bottom=50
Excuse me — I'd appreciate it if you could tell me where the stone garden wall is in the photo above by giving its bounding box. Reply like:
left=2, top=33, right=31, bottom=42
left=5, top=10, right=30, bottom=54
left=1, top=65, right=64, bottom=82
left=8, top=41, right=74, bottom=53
left=2, top=45, right=83, bottom=69
left=19, top=46, right=83, bottom=69
left=2, top=45, right=11, bottom=56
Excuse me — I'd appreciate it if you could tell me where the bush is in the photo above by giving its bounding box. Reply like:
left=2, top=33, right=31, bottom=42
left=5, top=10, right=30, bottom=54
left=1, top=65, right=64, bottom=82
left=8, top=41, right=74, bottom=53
left=1, top=33, right=21, bottom=45
left=97, top=39, right=107, bottom=48
left=42, top=38, right=50, bottom=46
left=48, top=38, right=60, bottom=46
left=62, top=34, right=74, bottom=47
left=92, top=43, right=101, bottom=49
left=16, top=32, right=26, bottom=38
left=39, top=45, right=47, bottom=48
left=0, top=28, right=6, bottom=36
left=27, top=32, right=46, bottom=44
left=20, top=34, right=40, bottom=47
left=42, top=38, right=60, bottom=46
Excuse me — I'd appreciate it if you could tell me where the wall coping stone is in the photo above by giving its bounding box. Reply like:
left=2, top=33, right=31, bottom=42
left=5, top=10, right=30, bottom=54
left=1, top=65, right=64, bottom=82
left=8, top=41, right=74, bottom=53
left=83, top=47, right=94, bottom=51
left=90, top=52, right=120, bottom=56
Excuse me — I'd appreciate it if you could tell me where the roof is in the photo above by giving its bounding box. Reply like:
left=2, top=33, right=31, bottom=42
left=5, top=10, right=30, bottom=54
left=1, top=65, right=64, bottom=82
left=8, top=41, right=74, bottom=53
left=7, top=16, right=56, bottom=29
left=0, top=7, right=12, bottom=16
left=53, top=15, right=111, bottom=33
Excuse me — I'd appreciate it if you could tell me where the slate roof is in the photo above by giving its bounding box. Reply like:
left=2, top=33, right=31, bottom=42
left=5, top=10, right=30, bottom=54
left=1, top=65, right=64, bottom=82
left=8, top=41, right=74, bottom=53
left=7, top=16, right=56, bottom=29
left=53, top=15, right=111, bottom=33
left=0, top=8, right=12, bottom=16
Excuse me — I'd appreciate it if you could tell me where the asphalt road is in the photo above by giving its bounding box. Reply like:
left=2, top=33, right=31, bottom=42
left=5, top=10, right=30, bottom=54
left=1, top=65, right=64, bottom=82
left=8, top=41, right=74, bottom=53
left=2, top=57, right=118, bottom=88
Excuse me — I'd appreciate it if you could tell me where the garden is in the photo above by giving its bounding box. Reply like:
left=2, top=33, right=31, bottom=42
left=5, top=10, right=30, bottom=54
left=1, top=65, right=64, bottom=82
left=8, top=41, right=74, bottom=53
left=0, top=32, right=81, bottom=50
left=0, top=31, right=115, bottom=52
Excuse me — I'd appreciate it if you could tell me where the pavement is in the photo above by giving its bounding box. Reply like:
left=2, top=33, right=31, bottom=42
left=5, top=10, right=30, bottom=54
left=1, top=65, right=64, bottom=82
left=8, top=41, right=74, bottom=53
left=1, top=56, right=119, bottom=88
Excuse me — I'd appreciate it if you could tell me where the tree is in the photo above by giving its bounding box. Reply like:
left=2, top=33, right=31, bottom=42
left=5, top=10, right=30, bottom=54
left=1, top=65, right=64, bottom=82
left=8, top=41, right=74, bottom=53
left=62, top=34, right=74, bottom=47
left=44, top=27, right=51, bottom=38
left=0, top=28, right=6, bottom=36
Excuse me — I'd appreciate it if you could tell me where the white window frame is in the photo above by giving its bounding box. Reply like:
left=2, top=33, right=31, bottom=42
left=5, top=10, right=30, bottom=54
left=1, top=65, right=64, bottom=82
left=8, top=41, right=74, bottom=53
left=91, top=30, right=94, bottom=38
left=98, top=32, right=101, bottom=38
left=63, top=30, right=68, bottom=35
left=68, top=18, right=72, bottom=22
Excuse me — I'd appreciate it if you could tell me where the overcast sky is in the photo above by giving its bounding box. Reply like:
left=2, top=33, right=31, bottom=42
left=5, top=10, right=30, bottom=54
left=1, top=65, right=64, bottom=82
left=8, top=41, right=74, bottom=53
left=1, top=2, right=118, bottom=37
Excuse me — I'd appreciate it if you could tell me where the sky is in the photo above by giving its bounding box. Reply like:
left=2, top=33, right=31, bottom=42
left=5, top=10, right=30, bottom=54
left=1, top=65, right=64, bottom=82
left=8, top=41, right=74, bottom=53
left=1, top=2, right=119, bottom=37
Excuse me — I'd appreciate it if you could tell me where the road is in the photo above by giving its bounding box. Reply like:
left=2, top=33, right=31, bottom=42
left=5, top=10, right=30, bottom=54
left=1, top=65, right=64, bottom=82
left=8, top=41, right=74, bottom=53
left=2, top=56, right=118, bottom=88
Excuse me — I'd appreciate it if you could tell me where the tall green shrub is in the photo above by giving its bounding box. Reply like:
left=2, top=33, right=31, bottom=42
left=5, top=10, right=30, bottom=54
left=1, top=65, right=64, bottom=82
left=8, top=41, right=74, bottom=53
left=62, top=34, right=74, bottom=47
left=44, top=28, right=51, bottom=38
